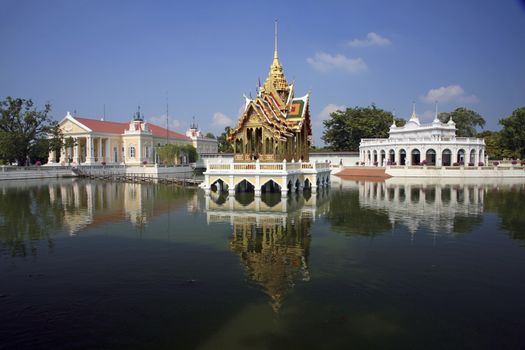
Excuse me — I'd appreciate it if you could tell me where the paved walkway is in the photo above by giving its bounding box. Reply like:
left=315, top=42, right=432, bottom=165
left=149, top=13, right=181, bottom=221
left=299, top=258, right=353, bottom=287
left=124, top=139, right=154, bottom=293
left=335, top=166, right=390, bottom=178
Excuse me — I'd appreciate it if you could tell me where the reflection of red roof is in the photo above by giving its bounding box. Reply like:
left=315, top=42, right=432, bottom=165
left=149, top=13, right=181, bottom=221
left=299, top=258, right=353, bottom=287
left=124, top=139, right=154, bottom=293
left=74, top=117, right=188, bottom=140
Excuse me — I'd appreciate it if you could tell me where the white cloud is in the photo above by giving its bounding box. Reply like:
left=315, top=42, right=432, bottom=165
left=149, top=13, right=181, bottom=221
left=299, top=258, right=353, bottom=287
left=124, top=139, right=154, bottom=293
left=212, top=112, right=233, bottom=128
left=347, top=32, right=391, bottom=48
left=315, top=103, right=346, bottom=126
left=147, top=114, right=181, bottom=130
left=307, top=52, right=367, bottom=73
left=421, top=85, right=479, bottom=104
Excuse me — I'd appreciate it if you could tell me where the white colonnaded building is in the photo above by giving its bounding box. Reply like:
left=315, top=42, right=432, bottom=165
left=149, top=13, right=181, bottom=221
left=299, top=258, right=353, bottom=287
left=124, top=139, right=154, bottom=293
left=359, top=105, right=486, bottom=167
left=47, top=110, right=217, bottom=166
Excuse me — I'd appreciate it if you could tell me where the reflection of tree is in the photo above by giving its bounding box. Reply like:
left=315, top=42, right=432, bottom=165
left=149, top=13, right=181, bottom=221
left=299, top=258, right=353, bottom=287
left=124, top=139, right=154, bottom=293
left=230, top=215, right=311, bottom=312
left=0, top=185, right=64, bottom=257
left=484, top=186, right=525, bottom=241
left=327, top=190, right=391, bottom=236
left=451, top=215, right=483, bottom=234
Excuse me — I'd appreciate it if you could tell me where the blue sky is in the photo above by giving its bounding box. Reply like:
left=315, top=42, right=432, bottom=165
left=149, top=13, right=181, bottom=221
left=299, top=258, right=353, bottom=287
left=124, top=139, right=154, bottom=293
left=1, top=0, right=524, bottom=145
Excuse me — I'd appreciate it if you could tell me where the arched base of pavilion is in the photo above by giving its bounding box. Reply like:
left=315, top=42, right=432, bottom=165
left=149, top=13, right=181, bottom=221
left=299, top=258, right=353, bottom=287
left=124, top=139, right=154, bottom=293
left=202, top=160, right=331, bottom=197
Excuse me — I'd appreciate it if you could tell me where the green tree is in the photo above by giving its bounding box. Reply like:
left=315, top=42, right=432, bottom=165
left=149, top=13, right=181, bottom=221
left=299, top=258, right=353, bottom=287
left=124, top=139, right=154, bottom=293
left=476, top=131, right=513, bottom=160
left=0, top=97, right=55, bottom=165
left=217, top=126, right=233, bottom=153
left=28, top=138, right=50, bottom=164
left=322, top=105, right=404, bottom=151
left=47, top=123, right=64, bottom=163
left=181, top=144, right=198, bottom=163
left=157, top=144, right=198, bottom=165
left=438, top=107, right=485, bottom=137
left=205, top=132, right=215, bottom=139
left=499, top=107, right=525, bottom=159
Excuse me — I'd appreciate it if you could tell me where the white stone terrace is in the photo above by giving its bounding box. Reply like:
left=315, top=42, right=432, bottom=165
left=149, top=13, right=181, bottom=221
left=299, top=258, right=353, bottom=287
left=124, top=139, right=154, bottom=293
left=202, top=160, right=331, bottom=196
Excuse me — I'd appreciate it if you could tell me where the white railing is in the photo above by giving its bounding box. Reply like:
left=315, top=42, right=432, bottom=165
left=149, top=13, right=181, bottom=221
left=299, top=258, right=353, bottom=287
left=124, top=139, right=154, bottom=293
left=207, top=161, right=330, bottom=172
left=360, top=137, right=485, bottom=146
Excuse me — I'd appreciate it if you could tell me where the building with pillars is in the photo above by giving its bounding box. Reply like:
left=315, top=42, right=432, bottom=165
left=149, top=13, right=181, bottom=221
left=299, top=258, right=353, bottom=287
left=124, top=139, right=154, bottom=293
left=201, top=22, right=331, bottom=196
left=359, top=105, right=486, bottom=167
left=47, top=109, right=217, bottom=166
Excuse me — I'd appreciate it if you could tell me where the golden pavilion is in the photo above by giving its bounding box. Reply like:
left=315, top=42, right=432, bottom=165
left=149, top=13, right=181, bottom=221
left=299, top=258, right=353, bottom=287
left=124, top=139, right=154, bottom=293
left=202, top=23, right=331, bottom=197
left=228, top=22, right=311, bottom=163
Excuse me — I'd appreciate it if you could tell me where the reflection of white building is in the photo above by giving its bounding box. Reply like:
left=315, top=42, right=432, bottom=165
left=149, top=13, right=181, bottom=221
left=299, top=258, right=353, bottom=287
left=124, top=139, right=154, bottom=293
left=204, top=190, right=330, bottom=226
left=357, top=179, right=486, bottom=234
left=359, top=105, right=486, bottom=167
left=47, top=181, right=156, bottom=235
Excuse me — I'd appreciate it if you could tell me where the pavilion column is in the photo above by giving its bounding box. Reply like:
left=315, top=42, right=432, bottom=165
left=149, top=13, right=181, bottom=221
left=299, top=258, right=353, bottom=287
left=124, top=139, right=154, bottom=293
left=106, top=138, right=110, bottom=163
left=48, top=150, right=55, bottom=164
left=59, top=145, right=66, bottom=164
left=98, top=138, right=102, bottom=163
left=73, top=138, right=79, bottom=165
left=85, top=136, right=94, bottom=164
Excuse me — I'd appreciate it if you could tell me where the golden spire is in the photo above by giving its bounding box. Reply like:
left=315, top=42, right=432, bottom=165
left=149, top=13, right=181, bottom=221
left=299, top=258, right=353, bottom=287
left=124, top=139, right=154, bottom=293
left=274, top=19, right=278, bottom=61
left=264, top=19, right=288, bottom=93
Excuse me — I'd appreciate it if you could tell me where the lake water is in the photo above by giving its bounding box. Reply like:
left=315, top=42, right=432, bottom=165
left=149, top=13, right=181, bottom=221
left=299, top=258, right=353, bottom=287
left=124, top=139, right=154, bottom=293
left=1, top=177, right=524, bottom=349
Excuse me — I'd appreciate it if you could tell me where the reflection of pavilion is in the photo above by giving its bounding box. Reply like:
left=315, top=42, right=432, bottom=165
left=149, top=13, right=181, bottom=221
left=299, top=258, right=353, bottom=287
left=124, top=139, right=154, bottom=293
left=357, top=178, right=488, bottom=234
left=205, top=191, right=329, bottom=312
left=47, top=180, right=158, bottom=235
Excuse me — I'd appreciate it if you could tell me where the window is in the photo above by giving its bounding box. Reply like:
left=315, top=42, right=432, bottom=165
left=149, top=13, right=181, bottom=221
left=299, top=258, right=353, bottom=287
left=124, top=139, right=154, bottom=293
left=129, top=146, right=136, bottom=158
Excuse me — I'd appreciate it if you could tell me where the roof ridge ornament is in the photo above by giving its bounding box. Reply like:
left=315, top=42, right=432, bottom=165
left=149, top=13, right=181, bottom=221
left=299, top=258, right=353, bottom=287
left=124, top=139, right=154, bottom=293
left=433, top=101, right=440, bottom=123
left=409, top=101, right=420, bottom=125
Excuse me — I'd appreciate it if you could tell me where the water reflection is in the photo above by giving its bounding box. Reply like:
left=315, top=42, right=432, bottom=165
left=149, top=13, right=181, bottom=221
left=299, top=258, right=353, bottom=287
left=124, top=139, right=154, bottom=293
left=205, top=190, right=330, bottom=311
left=330, top=176, right=525, bottom=239
left=0, top=179, right=191, bottom=256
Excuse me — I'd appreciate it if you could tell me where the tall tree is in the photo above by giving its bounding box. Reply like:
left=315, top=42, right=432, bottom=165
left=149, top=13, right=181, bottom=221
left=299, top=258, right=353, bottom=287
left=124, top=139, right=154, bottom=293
left=47, top=123, right=64, bottom=163
left=0, top=97, right=55, bottom=165
left=217, top=126, right=233, bottom=153
left=438, top=107, right=485, bottom=137
left=205, top=132, right=215, bottom=139
left=322, top=105, right=404, bottom=151
left=499, top=107, right=525, bottom=159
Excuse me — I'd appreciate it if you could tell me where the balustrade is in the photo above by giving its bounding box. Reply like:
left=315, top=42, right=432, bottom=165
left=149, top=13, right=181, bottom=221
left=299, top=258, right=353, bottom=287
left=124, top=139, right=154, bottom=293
left=207, top=161, right=330, bottom=173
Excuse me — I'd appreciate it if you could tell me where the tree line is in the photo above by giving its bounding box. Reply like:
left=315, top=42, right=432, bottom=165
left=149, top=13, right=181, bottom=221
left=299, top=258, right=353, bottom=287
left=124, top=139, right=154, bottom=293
left=321, top=105, right=525, bottom=159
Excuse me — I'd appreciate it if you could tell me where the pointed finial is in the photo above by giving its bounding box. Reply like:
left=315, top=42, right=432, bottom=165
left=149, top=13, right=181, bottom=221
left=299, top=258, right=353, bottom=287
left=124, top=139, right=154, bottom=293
left=391, top=109, right=397, bottom=127
left=412, top=100, right=416, bottom=114
left=433, top=101, right=439, bottom=122
left=274, top=19, right=278, bottom=60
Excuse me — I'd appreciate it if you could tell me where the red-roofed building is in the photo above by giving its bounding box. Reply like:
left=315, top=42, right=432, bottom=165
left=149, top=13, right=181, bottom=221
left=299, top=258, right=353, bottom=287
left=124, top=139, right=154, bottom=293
left=48, top=111, right=217, bottom=165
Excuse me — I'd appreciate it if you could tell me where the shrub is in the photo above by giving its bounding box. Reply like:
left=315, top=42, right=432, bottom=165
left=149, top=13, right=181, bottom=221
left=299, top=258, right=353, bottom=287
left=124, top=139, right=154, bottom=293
left=511, top=160, right=517, bottom=165
left=143, top=160, right=148, bottom=165
left=459, top=161, right=464, bottom=166
left=421, top=160, right=427, bottom=165
left=360, top=162, right=365, bottom=166
left=478, top=162, right=484, bottom=166
left=453, top=162, right=459, bottom=166
left=521, top=161, right=525, bottom=166
left=373, top=162, right=378, bottom=166
left=101, top=161, right=106, bottom=166
left=35, top=160, right=42, bottom=166
left=468, top=162, right=474, bottom=166
left=493, top=161, right=500, bottom=166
